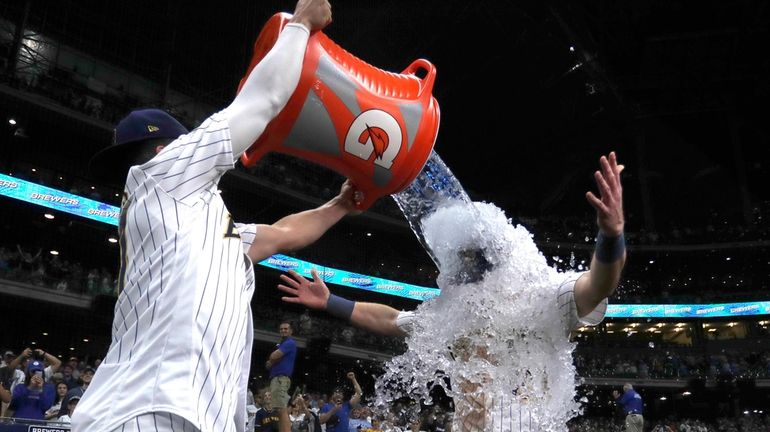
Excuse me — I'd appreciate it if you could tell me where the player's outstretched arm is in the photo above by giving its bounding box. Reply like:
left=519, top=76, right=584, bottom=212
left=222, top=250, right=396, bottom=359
left=246, top=179, right=362, bottom=262
left=227, top=0, right=332, bottom=157
left=574, top=151, right=627, bottom=318
left=278, top=269, right=407, bottom=337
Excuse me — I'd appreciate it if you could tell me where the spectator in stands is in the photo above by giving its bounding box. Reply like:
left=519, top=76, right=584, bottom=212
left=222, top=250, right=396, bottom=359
left=86, top=268, right=100, bottom=295
left=57, top=365, right=94, bottom=418
left=0, top=366, right=13, bottom=415
left=295, top=395, right=321, bottom=432
left=299, top=310, right=313, bottom=336
left=99, top=268, right=114, bottom=295
left=613, top=383, right=644, bottom=432
left=60, top=364, right=79, bottom=389
left=651, top=421, right=673, bottom=432
left=1, top=350, right=14, bottom=368
left=256, top=387, right=280, bottom=432
left=6, top=348, right=61, bottom=389
left=289, top=397, right=309, bottom=432
left=341, top=327, right=355, bottom=345
left=266, top=320, right=298, bottom=432
left=15, top=244, right=41, bottom=273
left=65, top=357, right=80, bottom=381
left=7, top=359, right=55, bottom=420
left=259, top=407, right=281, bottom=432
left=348, top=406, right=373, bottom=431
left=57, top=394, right=80, bottom=423
left=320, top=372, right=362, bottom=432
left=45, top=381, right=69, bottom=420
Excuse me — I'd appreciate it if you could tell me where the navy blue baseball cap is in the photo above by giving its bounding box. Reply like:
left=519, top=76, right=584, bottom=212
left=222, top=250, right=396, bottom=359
left=89, top=108, right=189, bottom=184
left=27, top=359, right=45, bottom=374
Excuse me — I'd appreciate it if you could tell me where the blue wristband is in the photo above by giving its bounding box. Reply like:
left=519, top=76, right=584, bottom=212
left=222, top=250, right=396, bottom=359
left=326, top=294, right=355, bottom=321
left=595, top=231, right=625, bottom=263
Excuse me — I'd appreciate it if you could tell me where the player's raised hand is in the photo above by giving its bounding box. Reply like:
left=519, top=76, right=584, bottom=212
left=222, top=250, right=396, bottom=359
left=585, top=151, right=625, bottom=236
left=278, top=269, right=330, bottom=310
left=290, top=0, right=332, bottom=32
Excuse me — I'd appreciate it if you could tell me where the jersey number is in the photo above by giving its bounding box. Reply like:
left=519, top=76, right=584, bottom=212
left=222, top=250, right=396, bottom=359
left=224, top=214, right=241, bottom=239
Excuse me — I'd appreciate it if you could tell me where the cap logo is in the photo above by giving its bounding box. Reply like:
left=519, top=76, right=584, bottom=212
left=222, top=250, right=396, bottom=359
left=147, top=125, right=160, bottom=132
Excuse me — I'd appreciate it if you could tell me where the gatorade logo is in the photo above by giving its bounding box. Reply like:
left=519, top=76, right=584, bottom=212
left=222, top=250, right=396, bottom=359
left=344, top=110, right=402, bottom=169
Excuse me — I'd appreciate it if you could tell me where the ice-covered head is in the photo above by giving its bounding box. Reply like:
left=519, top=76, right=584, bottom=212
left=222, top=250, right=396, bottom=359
left=421, top=201, right=548, bottom=287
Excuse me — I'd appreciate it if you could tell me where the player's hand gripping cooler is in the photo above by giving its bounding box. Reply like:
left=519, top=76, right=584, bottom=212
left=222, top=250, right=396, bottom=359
left=238, top=12, right=440, bottom=210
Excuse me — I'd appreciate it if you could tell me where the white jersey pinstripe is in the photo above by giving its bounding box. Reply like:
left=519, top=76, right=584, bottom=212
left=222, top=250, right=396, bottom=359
left=73, top=21, right=312, bottom=432
left=73, top=112, right=258, bottom=432
left=395, top=274, right=608, bottom=432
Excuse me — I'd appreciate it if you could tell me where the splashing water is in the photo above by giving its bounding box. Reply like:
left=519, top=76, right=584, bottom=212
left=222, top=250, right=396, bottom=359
left=385, top=152, right=584, bottom=431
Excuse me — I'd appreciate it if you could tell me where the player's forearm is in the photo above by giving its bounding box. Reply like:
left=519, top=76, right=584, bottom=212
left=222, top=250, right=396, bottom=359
left=575, top=231, right=626, bottom=316
left=586, top=254, right=625, bottom=300
left=271, top=196, right=349, bottom=252
left=227, top=23, right=310, bottom=157
left=574, top=258, right=624, bottom=317
left=587, top=229, right=626, bottom=300
left=349, top=302, right=407, bottom=337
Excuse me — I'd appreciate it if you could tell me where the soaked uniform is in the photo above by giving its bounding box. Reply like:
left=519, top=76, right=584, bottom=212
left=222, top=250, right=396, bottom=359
left=395, top=274, right=607, bottom=432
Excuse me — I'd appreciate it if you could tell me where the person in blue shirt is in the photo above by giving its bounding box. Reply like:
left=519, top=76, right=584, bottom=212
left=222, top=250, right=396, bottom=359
left=347, top=406, right=373, bottom=432
left=7, top=360, right=55, bottom=420
left=320, top=372, right=362, bottom=432
left=266, top=320, right=298, bottom=432
left=613, top=383, right=644, bottom=432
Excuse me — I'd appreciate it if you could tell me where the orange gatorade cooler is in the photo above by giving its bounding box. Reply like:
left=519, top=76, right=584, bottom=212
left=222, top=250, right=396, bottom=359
left=237, top=12, right=440, bottom=210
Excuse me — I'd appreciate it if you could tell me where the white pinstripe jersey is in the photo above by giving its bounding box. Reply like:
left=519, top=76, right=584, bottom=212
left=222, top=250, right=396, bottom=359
left=73, top=111, right=259, bottom=432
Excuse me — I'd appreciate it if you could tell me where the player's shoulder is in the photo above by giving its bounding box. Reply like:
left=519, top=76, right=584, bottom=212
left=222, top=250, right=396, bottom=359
left=557, top=270, right=587, bottom=291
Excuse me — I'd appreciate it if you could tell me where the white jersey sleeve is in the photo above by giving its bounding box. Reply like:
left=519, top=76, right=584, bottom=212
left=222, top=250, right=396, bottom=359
left=133, top=22, right=310, bottom=206
left=234, top=223, right=258, bottom=256
left=136, top=111, right=233, bottom=205
left=395, top=310, right=417, bottom=335
left=225, top=23, right=310, bottom=157
left=557, top=273, right=608, bottom=337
